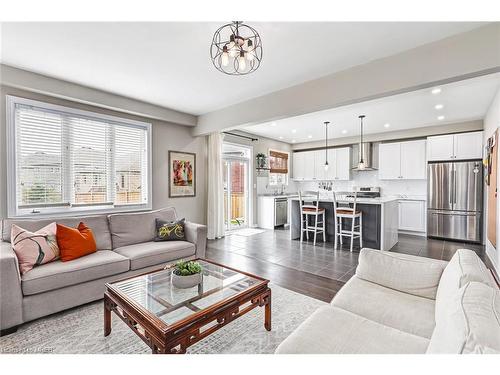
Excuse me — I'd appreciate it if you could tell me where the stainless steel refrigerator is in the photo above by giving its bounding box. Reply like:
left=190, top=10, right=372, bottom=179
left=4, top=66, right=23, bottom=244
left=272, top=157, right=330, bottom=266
left=427, top=161, right=483, bottom=243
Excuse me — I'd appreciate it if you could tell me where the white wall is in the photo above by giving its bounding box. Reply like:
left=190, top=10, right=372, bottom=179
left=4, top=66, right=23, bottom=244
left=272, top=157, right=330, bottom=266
left=483, top=87, right=500, bottom=273
left=0, top=85, right=207, bottom=224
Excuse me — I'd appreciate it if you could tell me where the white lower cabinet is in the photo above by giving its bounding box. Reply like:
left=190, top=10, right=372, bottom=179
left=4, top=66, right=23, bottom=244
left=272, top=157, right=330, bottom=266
left=398, top=200, right=426, bottom=233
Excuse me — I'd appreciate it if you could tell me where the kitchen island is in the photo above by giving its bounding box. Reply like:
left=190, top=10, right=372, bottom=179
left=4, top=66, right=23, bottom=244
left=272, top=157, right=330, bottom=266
left=289, top=196, right=399, bottom=251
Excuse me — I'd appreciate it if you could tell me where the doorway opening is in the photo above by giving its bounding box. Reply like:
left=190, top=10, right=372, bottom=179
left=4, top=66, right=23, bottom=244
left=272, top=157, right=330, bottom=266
left=223, top=143, right=252, bottom=232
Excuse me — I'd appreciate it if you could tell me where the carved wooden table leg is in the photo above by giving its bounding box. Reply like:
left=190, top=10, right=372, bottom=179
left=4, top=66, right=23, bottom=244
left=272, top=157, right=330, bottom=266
left=104, top=294, right=112, bottom=337
left=264, top=288, right=271, bottom=331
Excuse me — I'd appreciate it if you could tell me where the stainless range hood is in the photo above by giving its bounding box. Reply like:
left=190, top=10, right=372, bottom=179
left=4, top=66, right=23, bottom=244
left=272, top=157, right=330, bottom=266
left=351, top=142, right=379, bottom=171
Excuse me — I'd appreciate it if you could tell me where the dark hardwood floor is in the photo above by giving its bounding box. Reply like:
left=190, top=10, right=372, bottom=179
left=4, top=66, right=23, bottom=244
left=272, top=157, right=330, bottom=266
left=205, top=228, right=488, bottom=303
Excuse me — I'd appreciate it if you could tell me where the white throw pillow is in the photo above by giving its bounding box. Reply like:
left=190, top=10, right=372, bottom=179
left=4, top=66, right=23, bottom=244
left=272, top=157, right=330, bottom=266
left=435, top=249, right=495, bottom=325
left=427, top=282, right=500, bottom=354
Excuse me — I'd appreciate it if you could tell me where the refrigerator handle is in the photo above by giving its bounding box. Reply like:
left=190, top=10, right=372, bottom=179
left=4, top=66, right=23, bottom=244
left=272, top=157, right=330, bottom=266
left=452, top=168, right=457, bottom=204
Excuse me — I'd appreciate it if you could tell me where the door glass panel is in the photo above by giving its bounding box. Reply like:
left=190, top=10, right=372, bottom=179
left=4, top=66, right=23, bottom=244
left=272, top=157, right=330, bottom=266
left=223, top=144, right=251, bottom=231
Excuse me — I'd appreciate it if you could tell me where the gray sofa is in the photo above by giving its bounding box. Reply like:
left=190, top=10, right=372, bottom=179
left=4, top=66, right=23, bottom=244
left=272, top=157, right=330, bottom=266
left=0, top=207, right=207, bottom=334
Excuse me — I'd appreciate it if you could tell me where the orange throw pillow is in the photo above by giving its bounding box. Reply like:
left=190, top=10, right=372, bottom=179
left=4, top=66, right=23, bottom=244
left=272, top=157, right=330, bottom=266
left=56, top=222, right=97, bottom=261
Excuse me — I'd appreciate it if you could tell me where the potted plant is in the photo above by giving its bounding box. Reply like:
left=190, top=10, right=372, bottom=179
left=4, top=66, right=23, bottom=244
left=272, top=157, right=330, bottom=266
left=171, top=260, right=203, bottom=289
left=256, top=153, right=267, bottom=169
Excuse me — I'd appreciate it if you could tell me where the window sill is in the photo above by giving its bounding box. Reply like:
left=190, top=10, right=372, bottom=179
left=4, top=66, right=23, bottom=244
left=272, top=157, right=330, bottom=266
left=8, top=203, right=152, bottom=219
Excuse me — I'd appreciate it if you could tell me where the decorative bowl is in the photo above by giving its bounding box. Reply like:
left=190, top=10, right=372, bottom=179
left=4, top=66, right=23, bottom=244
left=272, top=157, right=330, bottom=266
left=171, top=272, right=203, bottom=289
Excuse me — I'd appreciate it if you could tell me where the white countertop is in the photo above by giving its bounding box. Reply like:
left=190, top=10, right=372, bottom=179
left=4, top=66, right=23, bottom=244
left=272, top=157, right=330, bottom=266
left=394, top=195, right=427, bottom=201
left=258, top=194, right=299, bottom=199
left=289, top=196, right=399, bottom=205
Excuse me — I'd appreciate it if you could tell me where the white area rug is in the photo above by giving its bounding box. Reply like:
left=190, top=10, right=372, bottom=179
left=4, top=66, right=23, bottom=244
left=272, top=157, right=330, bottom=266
left=0, top=284, right=325, bottom=354
left=229, top=228, right=266, bottom=237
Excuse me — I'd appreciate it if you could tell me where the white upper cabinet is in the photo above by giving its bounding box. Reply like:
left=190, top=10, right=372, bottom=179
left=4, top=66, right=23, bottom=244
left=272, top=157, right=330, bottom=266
left=427, top=131, right=483, bottom=161
left=379, top=142, right=401, bottom=179
left=313, top=149, right=325, bottom=180
left=303, top=151, right=316, bottom=179
left=292, top=150, right=316, bottom=180
left=334, top=147, right=351, bottom=180
left=454, top=131, right=483, bottom=160
left=379, top=140, right=426, bottom=180
left=400, top=140, right=427, bottom=179
left=292, top=147, right=351, bottom=181
left=292, top=152, right=305, bottom=180
left=426, top=134, right=454, bottom=161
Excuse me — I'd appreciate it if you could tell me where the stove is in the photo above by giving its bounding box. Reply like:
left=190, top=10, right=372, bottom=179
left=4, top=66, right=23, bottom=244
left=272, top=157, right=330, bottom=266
left=348, top=186, right=381, bottom=199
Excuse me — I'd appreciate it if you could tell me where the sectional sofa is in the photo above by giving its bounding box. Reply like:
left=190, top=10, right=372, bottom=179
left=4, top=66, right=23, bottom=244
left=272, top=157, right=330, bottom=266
left=0, top=207, right=207, bottom=335
left=276, top=248, right=500, bottom=354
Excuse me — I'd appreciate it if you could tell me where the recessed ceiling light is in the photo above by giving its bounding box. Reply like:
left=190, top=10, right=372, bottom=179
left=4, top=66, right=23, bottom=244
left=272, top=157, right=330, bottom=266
left=341, top=129, right=347, bottom=134
left=431, top=87, right=442, bottom=95
left=307, top=135, right=313, bottom=139
left=437, top=115, right=445, bottom=121
left=279, top=136, right=283, bottom=140
left=434, top=104, right=444, bottom=110
left=291, top=139, right=296, bottom=143
left=270, top=122, right=276, bottom=127
left=291, top=129, right=297, bottom=133
left=384, top=123, right=390, bottom=128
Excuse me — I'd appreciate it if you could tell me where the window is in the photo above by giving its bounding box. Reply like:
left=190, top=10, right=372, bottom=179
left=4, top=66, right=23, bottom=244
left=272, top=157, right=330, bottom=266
left=7, top=96, right=152, bottom=217
left=268, top=150, right=289, bottom=186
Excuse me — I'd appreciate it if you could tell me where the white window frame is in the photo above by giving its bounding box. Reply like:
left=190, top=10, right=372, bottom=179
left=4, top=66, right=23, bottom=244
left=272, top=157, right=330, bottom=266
left=268, top=148, right=289, bottom=186
left=6, top=95, right=153, bottom=218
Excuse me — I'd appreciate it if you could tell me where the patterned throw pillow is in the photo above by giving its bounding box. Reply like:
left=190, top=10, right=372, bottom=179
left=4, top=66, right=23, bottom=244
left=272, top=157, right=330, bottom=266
left=154, top=218, right=186, bottom=241
left=11, top=222, right=60, bottom=274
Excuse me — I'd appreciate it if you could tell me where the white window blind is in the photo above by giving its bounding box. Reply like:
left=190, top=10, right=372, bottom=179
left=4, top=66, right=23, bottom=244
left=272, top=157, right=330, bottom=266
left=8, top=96, right=151, bottom=217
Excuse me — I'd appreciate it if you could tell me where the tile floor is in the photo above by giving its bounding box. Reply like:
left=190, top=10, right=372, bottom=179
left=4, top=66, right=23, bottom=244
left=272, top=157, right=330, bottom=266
left=206, top=228, right=489, bottom=302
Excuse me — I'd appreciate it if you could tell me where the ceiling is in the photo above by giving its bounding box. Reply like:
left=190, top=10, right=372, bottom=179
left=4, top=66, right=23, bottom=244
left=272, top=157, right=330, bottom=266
left=239, top=73, right=500, bottom=144
left=0, top=22, right=486, bottom=115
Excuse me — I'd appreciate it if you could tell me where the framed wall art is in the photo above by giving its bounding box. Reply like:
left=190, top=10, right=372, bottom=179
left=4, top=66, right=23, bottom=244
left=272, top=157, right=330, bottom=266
left=168, top=151, right=196, bottom=198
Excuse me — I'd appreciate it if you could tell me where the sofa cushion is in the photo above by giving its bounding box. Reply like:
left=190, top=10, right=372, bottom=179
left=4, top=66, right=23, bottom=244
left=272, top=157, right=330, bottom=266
left=435, top=249, right=495, bottom=325
left=2, top=215, right=112, bottom=250
left=427, top=282, right=500, bottom=354
left=332, top=276, right=436, bottom=339
left=108, top=207, right=178, bottom=248
left=22, top=250, right=129, bottom=296
left=275, top=306, right=429, bottom=354
left=114, top=241, right=195, bottom=270
left=356, top=248, right=447, bottom=299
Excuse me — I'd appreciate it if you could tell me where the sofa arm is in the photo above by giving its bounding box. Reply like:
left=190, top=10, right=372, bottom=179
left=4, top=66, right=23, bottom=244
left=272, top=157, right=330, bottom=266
left=0, top=241, right=23, bottom=330
left=184, top=222, right=207, bottom=259
left=356, top=248, right=448, bottom=299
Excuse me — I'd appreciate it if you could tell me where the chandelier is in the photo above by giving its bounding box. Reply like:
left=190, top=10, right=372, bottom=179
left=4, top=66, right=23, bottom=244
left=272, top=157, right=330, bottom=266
left=210, top=21, right=263, bottom=75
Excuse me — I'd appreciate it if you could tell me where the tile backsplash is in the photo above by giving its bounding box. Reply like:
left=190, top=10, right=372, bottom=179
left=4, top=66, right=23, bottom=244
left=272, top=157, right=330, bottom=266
left=295, top=170, right=427, bottom=197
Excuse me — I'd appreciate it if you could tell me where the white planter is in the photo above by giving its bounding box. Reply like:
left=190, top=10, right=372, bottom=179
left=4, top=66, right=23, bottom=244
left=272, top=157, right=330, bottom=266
left=171, top=272, right=203, bottom=289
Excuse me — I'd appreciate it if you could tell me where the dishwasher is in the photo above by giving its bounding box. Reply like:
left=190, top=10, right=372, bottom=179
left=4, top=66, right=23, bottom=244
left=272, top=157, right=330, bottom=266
left=274, top=198, right=288, bottom=227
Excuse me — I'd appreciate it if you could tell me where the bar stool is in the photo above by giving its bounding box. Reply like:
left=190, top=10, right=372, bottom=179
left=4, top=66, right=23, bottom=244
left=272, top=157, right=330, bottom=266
left=333, top=191, right=363, bottom=252
left=298, top=191, right=326, bottom=246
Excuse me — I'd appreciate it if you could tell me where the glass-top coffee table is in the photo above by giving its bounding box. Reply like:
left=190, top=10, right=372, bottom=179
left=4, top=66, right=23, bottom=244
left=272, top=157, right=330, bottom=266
left=104, top=259, right=271, bottom=354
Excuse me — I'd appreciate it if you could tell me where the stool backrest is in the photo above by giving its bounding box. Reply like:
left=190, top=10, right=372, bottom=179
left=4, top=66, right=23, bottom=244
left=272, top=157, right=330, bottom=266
left=299, top=190, right=320, bottom=213
left=334, top=191, right=358, bottom=214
